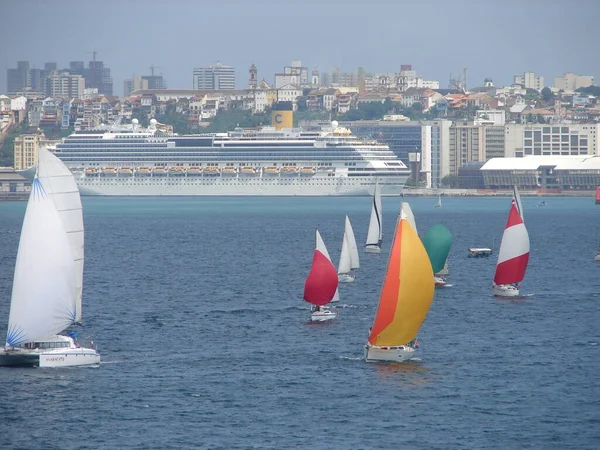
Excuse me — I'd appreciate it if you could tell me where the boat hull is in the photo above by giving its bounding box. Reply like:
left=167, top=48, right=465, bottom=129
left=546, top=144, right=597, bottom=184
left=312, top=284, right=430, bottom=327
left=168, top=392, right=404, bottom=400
left=74, top=175, right=408, bottom=197
left=0, top=347, right=100, bottom=367
left=434, top=276, right=447, bottom=287
left=338, top=273, right=355, bottom=283
left=364, top=245, right=381, bottom=254
left=364, top=344, right=416, bottom=362
left=493, top=284, right=520, bottom=297
left=310, top=309, right=337, bottom=322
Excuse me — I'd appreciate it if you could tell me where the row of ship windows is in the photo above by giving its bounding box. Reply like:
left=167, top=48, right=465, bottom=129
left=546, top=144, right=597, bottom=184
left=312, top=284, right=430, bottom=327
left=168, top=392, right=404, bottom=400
left=60, top=156, right=392, bottom=162
left=82, top=176, right=405, bottom=185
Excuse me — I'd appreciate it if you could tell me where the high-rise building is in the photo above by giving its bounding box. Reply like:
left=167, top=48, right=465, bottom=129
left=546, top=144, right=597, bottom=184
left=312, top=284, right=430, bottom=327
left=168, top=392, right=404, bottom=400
left=45, top=72, right=85, bottom=99
left=124, top=76, right=149, bottom=97
left=193, top=63, right=235, bottom=90
left=554, top=73, right=594, bottom=91
left=513, top=72, right=544, bottom=91
left=141, top=75, right=167, bottom=90
left=6, top=61, right=30, bottom=93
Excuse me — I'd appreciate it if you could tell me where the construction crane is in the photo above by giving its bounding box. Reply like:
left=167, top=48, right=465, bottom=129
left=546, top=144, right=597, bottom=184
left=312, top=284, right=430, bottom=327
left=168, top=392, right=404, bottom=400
left=149, top=65, right=161, bottom=77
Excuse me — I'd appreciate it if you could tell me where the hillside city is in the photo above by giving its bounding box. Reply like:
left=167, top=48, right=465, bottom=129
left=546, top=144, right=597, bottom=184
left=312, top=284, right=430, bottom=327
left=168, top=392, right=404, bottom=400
left=1, top=58, right=599, bottom=193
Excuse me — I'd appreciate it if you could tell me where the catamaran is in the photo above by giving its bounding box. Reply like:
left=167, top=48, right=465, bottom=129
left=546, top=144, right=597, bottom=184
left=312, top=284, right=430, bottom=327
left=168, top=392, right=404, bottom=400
left=0, top=148, right=100, bottom=367
left=423, top=223, right=452, bottom=288
left=365, top=182, right=383, bottom=253
left=338, top=216, right=359, bottom=282
left=365, top=202, right=435, bottom=362
left=304, top=230, right=339, bottom=321
left=492, top=189, right=530, bottom=297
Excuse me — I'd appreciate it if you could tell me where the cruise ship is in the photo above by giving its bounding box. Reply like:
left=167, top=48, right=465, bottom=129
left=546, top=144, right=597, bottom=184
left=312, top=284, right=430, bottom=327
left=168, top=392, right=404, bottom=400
left=50, top=112, right=410, bottom=196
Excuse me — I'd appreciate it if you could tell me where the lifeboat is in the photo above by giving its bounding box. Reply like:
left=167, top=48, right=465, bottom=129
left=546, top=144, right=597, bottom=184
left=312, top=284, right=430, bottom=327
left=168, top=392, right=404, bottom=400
left=187, top=167, right=202, bottom=176
left=136, top=167, right=151, bottom=176
left=84, top=168, right=99, bottom=177
left=263, top=167, right=279, bottom=176
left=169, top=167, right=186, bottom=176
left=300, top=167, right=316, bottom=176
left=118, top=167, right=133, bottom=177
left=152, top=167, right=167, bottom=176
left=203, top=167, right=220, bottom=176
left=281, top=167, right=298, bottom=176
left=240, top=167, right=257, bottom=176
left=101, top=167, right=117, bottom=177
left=222, top=167, right=238, bottom=176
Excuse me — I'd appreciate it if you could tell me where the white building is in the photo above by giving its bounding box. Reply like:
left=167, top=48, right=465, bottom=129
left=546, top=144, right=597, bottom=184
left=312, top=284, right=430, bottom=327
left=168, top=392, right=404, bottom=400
left=193, top=63, right=235, bottom=90
left=277, top=84, right=303, bottom=106
left=0, top=94, right=10, bottom=111
left=504, top=123, right=599, bottom=158
left=513, top=72, right=544, bottom=91
left=554, top=73, right=594, bottom=92
left=474, top=109, right=505, bottom=126
left=10, top=96, right=27, bottom=112
left=45, top=72, right=85, bottom=99
left=481, top=155, right=600, bottom=190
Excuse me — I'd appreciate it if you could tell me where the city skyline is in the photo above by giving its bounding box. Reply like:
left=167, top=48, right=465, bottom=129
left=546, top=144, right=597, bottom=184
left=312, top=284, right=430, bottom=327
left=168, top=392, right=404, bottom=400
left=2, top=0, right=599, bottom=95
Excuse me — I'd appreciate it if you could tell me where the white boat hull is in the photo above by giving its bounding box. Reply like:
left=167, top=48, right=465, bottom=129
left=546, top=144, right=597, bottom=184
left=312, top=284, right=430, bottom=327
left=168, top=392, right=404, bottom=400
left=595, top=254, right=600, bottom=262
left=0, top=335, right=100, bottom=368
left=434, top=276, right=447, bottom=287
left=493, top=283, right=520, bottom=297
left=338, top=273, right=355, bottom=283
left=364, top=245, right=381, bottom=254
left=364, top=343, right=416, bottom=362
left=74, top=175, right=408, bottom=197
left=0, top=347, right=100, bottom=367
left=310, top=309, right=338, bottom=322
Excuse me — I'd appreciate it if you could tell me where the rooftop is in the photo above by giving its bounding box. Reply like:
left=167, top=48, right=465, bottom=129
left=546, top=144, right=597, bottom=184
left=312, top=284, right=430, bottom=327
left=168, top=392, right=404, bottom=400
left=481, top=156, right=600, bottom=171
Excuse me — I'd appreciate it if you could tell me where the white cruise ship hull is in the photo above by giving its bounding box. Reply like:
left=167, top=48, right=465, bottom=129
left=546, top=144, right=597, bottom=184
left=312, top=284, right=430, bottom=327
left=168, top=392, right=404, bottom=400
left=75, top=176, right=408, bottom=196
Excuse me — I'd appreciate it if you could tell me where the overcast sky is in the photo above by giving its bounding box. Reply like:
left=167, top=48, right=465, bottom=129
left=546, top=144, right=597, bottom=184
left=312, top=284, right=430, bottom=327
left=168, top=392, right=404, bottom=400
left=2, top=0, right=599, bottom=96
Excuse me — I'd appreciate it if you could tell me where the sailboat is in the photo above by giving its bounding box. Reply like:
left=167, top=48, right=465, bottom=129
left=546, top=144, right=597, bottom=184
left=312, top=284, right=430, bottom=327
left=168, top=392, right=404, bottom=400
left=338, top=215, right=360, bottom=282
left=492, top=190, right=530, bottom=297
left=423, top=223, right=453, bottom=287
left=365, top=181, right=383, bottom=253
left=304, top=230, right=339, bottom=322
left=365, top=202, right=435, bottom=362
left=434, top=193, right=442, bottom=208
left=0, top=148, right=100, bottom=367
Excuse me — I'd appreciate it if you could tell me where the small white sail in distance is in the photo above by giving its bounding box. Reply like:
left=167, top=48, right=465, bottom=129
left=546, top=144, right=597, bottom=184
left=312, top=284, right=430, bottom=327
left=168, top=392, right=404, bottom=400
left=344, top=215, right=360, bottom=269
left=365, top=182, right=382, bottom=246
left=337, top=233, right=352, bottom=274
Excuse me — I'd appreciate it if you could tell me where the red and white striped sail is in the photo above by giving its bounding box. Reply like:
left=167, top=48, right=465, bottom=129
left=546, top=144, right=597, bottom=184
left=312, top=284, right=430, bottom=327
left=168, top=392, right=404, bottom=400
left=494, top=200, right=530, bottom=285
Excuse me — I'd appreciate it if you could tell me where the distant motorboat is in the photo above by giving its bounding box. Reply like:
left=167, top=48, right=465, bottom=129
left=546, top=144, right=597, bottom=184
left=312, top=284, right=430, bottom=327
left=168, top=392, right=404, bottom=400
left=538, top=201, right=546, bottom=207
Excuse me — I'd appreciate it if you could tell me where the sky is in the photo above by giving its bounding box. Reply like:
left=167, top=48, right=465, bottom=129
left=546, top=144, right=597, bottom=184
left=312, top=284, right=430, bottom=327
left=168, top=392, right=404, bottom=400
left=2, top=0, right=599, bottom=96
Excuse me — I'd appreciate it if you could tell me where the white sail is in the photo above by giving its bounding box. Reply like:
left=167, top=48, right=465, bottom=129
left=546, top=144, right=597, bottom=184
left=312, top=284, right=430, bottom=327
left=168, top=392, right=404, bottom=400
left=337, top=234, right=352, bottom=274
left=365, top=182, right=382, bottom=246
left=37, top=147, right=84, bottom=322
left=6, top=178, right=76, bottom=346
left=401, top=201, right=417, bottom=234
left=316, top=230, right=340, bottom=302
left=344, top=215, right=359, bottom=269
left=513, top=185, right=524, bottom=220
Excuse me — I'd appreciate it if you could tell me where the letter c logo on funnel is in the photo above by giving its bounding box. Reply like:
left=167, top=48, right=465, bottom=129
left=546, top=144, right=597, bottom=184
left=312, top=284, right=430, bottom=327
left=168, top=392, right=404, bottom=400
left=274, top=113, right=283, bottom=124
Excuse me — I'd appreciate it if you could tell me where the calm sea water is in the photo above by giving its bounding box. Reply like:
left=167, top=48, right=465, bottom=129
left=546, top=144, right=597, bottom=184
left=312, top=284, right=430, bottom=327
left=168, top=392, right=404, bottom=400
left=0, top=196, right=599, bottom=449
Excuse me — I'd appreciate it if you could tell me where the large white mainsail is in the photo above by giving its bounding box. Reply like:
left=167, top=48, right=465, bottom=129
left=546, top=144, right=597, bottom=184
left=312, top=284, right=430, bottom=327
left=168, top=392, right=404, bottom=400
left=37, top=148, right=84, bottom=322
left=365, top=182, right=382, bottom=247
left=6, top=177, right=76, bottom=346
left=337, top=234, right=352, bottom=274
left=344, top=215, right=359, bottom=269
left=316, top=230, right=340, bottom=302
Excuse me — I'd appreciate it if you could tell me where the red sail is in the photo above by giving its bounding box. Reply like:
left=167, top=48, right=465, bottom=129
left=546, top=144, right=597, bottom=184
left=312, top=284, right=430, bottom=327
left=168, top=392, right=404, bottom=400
left=596, top=186, right=600, bottom=204
left=303, top=250, right=339, bottom=306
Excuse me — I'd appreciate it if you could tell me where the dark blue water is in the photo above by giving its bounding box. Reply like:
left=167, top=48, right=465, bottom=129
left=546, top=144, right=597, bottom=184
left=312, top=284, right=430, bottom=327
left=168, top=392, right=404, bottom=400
left=1, top=196, right=599, bottom=449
